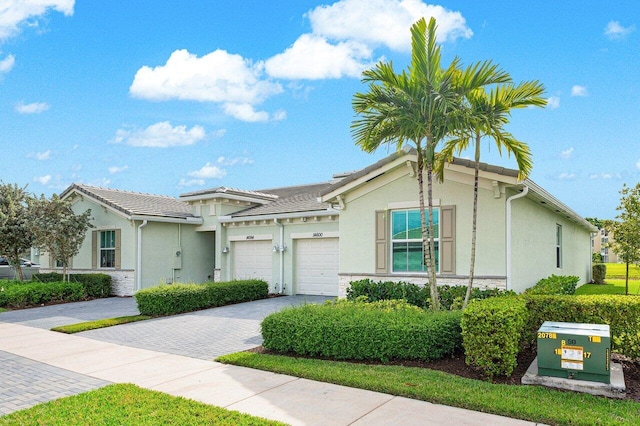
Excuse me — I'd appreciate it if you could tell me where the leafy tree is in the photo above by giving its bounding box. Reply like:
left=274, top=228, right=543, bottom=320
left=0, top=183, right=34, bottom=281
left=610, top=184, right=640, bottom=295
left=585, top=217, right=605, bottom=229
left=438, top=81, right=546, bottom=308
left=352, top=17, right=509, bottom=310
left=30, top=194, right=93, bottom=282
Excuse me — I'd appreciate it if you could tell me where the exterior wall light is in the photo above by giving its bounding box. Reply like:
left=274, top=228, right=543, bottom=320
left=222, top=246, right=230, bottom=254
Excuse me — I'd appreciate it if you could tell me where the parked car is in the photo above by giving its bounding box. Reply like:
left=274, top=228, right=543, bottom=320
left=0, top=256, right=40, bottom=280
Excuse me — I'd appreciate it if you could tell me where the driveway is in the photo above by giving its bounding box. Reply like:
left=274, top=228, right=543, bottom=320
left=0, top=295, right=332, bottom=360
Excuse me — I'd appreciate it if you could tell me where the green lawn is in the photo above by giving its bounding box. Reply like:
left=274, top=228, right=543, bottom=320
left=576, top=279, right=640, bottom=295
left=602, top=262, right=640, bottom=279
left=51, top=315, right=152, bottom=334
left=0, top=384, right=284, bottom=426
left=0, top=308, right=6, bottom=313
left=217, top=352, right=640, bottom=426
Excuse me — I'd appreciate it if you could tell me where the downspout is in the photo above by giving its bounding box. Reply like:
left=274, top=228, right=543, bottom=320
left=274, top=218, right=284, bottom=294
left=506, top=186, right=529, bottom=291
left=137, top=220, right=148, bottom=292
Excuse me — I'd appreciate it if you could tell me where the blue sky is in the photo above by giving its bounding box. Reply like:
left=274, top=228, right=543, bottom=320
left=1, top=1, right=638, bottom=219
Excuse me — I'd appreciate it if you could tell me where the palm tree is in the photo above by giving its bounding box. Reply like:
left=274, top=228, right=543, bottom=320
left=352, top=17, right=509, bottom=310
left=438, top=81, right=546, bottom=308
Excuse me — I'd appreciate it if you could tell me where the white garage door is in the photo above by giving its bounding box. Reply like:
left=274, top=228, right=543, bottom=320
left=295, top=238, right=339, bottom=296
left=233, top=240, right=272, bottom=285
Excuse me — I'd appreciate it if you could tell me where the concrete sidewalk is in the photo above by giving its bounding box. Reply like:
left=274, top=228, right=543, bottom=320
left=0, top=322, right=543, bottom=425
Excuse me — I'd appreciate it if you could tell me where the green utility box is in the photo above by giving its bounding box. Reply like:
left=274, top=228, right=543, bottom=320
left=537, top=321, right=611, bottom=384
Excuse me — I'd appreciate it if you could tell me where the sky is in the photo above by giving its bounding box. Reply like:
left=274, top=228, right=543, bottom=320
left=0, top=1, right=639, bottom=219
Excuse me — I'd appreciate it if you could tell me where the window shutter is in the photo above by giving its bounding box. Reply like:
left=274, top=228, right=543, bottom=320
left=91, top=230, right=97, bottom=269
left=375, top=210, right=388, bottom=273
left=440, top=205, right=456, bottom=274
left=114, top=229, right=121, bottom=269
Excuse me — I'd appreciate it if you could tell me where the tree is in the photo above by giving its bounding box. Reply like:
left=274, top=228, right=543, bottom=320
left=352, top=17, right=509, bottom=310
left=30, top=194, right=93, bottom=282
left=610, top=184, right=640, bottom=295
left=437, top=81, right=546, bottom=308
left=0, top=183, right=34, bottom=281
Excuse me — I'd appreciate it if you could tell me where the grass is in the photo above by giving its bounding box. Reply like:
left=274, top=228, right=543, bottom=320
left=0, top=383, right=285, bottom=425
left=0, top=307, right=6, bottom=313
left=217, top=352, right=640, bottom=426
left=602, top=262, right=640, bottom=279
left=50, top=315, right=152, bottom=334
left=576, top=279, right=640, bottom=295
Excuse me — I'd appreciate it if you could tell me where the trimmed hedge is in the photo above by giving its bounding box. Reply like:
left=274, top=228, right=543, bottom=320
left=33, top=273, right=112, bottom=298
left=461, top=297, right=528, bottom=378
left=346, top=279, right=514, bottom=310
left=523, top=274, right=579, bottom=295
left=134, top=279, right=268, bottom=316
left=0, top=281, right=84, bottom=308
left=461, top=294, right=640, bottom=378
left=592, top=263, right=606, bottom=284
left=261, top=299, right=463, bottom=362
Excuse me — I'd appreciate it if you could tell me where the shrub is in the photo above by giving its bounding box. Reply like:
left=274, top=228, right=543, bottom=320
left=33, top=272, right=112, bottom=298
left=592, top=264, right=606, bottom=284
left=261, top=299, right=462, bottom=362
left=461, top=297, right=528, bottom=378
left=0, top=281, right=84, bottom=308
left=461, top=294, right=640, bottom=378
left=346, top=279, right=514, bottom=310
left=524, top=274, right=579, bottom=295
left=134, top=279, right=268, bottom=316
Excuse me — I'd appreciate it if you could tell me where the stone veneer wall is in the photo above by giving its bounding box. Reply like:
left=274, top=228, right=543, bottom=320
left=39, top=268, right=135, bottom=297
left=338, top=273, right=507, bottom=299
left=213, top=268, right=221, bottom=282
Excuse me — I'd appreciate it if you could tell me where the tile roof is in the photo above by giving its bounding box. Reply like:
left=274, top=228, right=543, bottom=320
left=319, top=148, right=519, bottom=197
left=179, top=186, right=278, bottom=201
left=62, top=184, right=196, bottom=219
left=231, top=182, right=333, bottom=217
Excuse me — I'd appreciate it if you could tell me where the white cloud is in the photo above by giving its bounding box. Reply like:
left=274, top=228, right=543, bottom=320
left=34, top=174, right=51, bottom=185
left=0, top=0, right=74, bottom=41
left=307, top=0, right=472, bottom=52
left=222, top=103, right=270, bottom=122
left=188, top=162, right=227, bottom=179
left=0, top=54, right=15, bottom=73
left=265, top=34, right=373, bottom=80
left=590, top=172, right=621, bottom=180
left=211, top=128, right=227, bottom=138
left=177, top=178, right=205, bottom=188
left=130, top=49, right=282, bottom=105
left=108, top=165, right=128, bottom=174
left=15, top=101, right=49, bottom=114
left=272, top=110, right=287, bottom=121
left=560, top=147, right=574, bottom=159
left=557, top=172, right=576, bottom=181
left=547, top=96, right=560, bottom=109
left=636, top=159, right=640, bottom=170
left=27, top=149, right=51, bottom=160
left=111, top=121, right=206, bottom=148
left=571, top=85, right=587, bottom=97
left=217, top=156, right=254, bottom=166
left=604, top=21, right=635, bottom=40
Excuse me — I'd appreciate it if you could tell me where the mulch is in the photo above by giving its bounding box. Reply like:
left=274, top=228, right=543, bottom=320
left=251, top=347, right=640, bottom=402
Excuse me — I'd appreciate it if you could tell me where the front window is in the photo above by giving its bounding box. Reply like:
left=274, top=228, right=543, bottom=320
left=100, top=230, right=116, bottom=268
left=391, top=209, right=439, bottom=273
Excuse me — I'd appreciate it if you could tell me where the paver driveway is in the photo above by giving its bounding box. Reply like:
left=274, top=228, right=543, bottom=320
left=0, top=295, right=331, bottom=360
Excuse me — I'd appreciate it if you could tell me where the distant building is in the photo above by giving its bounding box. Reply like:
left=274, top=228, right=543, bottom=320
left=592, top=228, right=620, bottom=263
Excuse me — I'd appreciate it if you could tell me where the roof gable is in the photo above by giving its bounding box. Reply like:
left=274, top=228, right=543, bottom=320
left=61, top=184, right=198, bottom=222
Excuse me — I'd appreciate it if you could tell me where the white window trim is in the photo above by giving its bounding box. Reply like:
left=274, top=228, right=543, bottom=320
left=99, top=230, right=116, bottom=269
left=390, top=208, right=440, bottom=274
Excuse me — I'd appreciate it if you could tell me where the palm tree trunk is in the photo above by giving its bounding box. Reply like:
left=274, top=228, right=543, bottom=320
left=423, top=147, right=439, bottom=310
left=418, top=147, right=439, bottom=311
left=463, top=134, right=482, bottom=308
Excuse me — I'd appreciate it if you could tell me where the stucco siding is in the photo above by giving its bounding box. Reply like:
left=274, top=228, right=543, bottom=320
left=510, top=196, right=592, bottom=292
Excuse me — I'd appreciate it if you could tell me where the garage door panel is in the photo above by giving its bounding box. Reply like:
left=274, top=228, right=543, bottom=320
left=295, top=238, right=338, bottom=296
left=233, top=240, right=272, bottom=285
